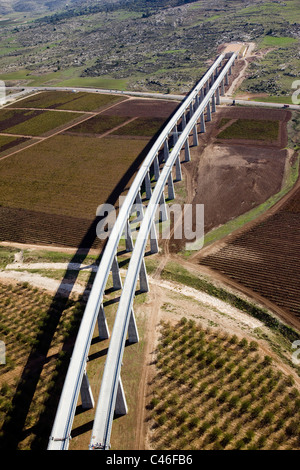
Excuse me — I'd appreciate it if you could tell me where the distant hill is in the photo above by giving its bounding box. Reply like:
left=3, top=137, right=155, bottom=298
left=0, top=0, right=83, bottom=15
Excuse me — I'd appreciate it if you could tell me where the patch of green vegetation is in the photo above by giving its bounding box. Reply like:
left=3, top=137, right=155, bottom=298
left=260, top=36, right=298, bottom=48
left=252, top=96, right=293, bottom=105
left=3, top=110, right=80, bottom=136
left=54, top=77, right=128, bottom=91
left=8, top=91, right=124, bottom=112
left=217, top=119, right=279, bottom=141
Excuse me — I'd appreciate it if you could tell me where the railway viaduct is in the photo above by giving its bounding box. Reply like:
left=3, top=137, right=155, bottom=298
left=47, top=52, right=237, bottom=450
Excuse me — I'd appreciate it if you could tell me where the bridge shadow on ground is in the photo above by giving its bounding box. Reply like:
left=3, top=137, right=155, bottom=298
left=0, top=109, right=184, bottom=450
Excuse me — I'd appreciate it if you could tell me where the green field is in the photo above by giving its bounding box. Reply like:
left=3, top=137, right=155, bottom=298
left=8, top=91, right=125, bottom=112
left=0, top=109, right=81, bottom=136
left=217, top=119, right=279, bottom=141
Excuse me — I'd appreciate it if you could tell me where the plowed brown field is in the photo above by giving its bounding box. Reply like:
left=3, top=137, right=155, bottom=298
left=0, top=93, right=178, bottom=249
left=198, top=180, right=300, bottom=328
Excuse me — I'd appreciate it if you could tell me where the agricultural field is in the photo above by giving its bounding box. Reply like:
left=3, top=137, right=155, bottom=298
left=147, top=318, right=300, bottom=450
left=7, top=91, right=125, bottom=112
left=197, top=168, right=300, bottom=329
left=0, top=280, right=86, bottom=450
left=0, top=91, right=178, bottom=248
left=167, top=106, right=292, bottom=253
left=0, top=108, right=81, bottom=136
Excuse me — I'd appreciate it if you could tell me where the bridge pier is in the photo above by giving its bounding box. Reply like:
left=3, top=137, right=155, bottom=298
left=81, top=369, right=95, bottom=410
left=212, top=93, right=216, bottom=113
left=153, top=154, right=160, bottom=181
left=111, top=255, right=122, bottom=290
left=145, top=170, right=152, bottom=200
left=167, top=172, right=175, bottom=200
left=181, top=113, right=186, bottom=131
left=158, top=192, right=168, bottom=222
left=206, top=102, right=212, bottom=122
left=192, top=123, right=198, bottom=146
left=128, top=308, right=139, bottom=343
left=220, top=79, right=225, bottom=96
left=115, top=378, right=128, bottom=416
left=163, top=140, right=169, bottom=163
left=97, top=303, right=110, bottom=340
left=216, top=87, right=220, bottom=105
left=125, top=219, right=134, bottom=252
left=134, top=190, right=144, bottom=222
left=175, top=155, right=182, bottom=181
left=150, top=221, right=159, bottom=253
left=139, top=257, right=149, bottom=293
left=184, top=138, right=191, bottom=162
left=200, top=113, right=206, bottom=133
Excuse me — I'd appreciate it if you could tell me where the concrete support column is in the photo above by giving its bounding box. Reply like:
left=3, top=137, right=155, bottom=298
left=220, top=79, right=225, bottom=96
left=200, top=113, right=206, bottom=133
left=81, top=369, right=95, bottom=410
left=111, top=255, right=122, bottom=290
left=216, top=87, right=220, bottom=105
left=139, top=257, right=149, bottom=293
left=193, top=123, right=198, bottom=146
left=115, top=377, right=128, bottom=416
left=193, top=95, right=199, bottom=113
left=125, top=219, right=133, bottom=252
left=97, top=303, right=109, bottom=340
left=225, top=72, right=229, bottom=86
left=189, top=102, right=193, bottom=120
left=212, top=93, right=216, bottom=113
left=128, top=308, right=139, bottom=344
left=200, top=88, right=204, bottom=103
left=153, top=154, right=160, bottom=181
left=173, top=125, right=178, bottom=146
left=134, top=190, right=144, bottom=222
left=167, top=172, right=175, bottom=200
left=150, top=221, right=159, bottom=254
left=163, top=139, right=169, bottom=162
left=228, top=65, right=232, bottom=76
left=181, top=113, right=186, bottom=131
left=175, top=155, right=182, bottom=181
left=184, top=138, right=191, bottom=162
left=159, top=192, right=168, bottom=222
left=206, top=102, right=212, bottom=122
left=144, top=170, right=152, bottom=200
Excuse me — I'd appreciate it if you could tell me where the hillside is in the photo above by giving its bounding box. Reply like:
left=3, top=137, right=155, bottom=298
left=0, top=0, right=299, bottom=95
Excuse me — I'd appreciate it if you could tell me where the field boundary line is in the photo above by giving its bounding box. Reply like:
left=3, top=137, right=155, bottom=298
left=0, top=96, right=133, bottom=162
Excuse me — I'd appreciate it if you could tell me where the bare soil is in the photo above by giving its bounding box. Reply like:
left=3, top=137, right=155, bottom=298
left=168, top=106, right=290, bottom=252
